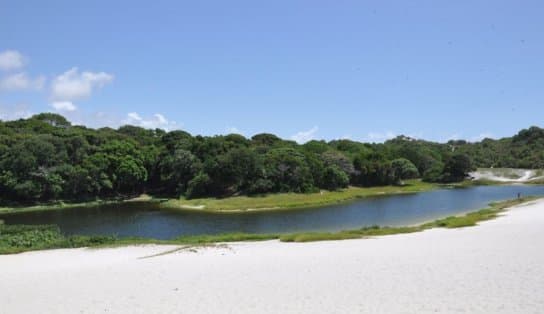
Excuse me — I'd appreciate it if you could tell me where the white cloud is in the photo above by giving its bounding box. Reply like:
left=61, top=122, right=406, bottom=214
left=291, top=126, right=318, bottom=144
left=441, top=132, right=495, bottom=143
left=0, top=72, right=45, bottom=91
left=226, top=126, right=243, bottom=135
left=0, top=103, right=33, bottom=120
left=470, top=133, right=494, bottom=142
left=366, top=131, right=397, bottom=143
left=51, top=67, right=113, bottom=101
left=123, top=112, right=177, bottom=130
left=0, top=50, right=25, bottom=71
left=364, top=131, right=423, bottom=143
left=445, top=133, right=461, bottom=142
left=51, top=101, right=77, bottom=112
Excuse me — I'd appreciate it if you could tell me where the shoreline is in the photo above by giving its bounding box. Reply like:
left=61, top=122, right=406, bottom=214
left=161, top=180, right=461, bottom=212
left=0, top=194, right=160, bottom=215
left=2, top=197, right=544, bottom=313
left=1, top=197, right=537, bottom=254
left=1, top=179, right=537, bottom=215
left=0, top=180, right=437, bottom=214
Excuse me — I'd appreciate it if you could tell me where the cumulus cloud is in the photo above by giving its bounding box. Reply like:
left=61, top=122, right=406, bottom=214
left=0, top=50, right=25, bottom=71
left=470, top=133, right=494, bottom=142
left=226, top=126, right=243, bottom=135
left=51, top=67, right=113, bottom=101
left=446, top=134, right=461, bottom=141
left=291, top=126, right=318, bottom=144
left=122, top=112, right=177, bottom=130
left=366, top=131, right=397, bottom=142
left=50, top=101, right=77, bottom=112
left=0, top=72, right=45, bottom=91
left=0, top=103, right=33, bottom=121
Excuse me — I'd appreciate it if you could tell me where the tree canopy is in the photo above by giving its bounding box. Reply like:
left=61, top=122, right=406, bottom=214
left=0, top=114, right=542, bottom=204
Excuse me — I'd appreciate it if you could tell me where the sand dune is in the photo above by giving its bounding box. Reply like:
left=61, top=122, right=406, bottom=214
left=470, top=168, right=544, bottom=182
left=2, top=200, right=544, bottom=313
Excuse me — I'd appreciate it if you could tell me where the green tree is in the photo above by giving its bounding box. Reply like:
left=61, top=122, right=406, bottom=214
left=442, top=153, right=473, bottom=182
left=158, top=149, right=200, bottom=195
left=321, top=151, right=356, bottom=178
left=322, top=166, right=350, bottom=190
left=186, top=172, right=211, bottom=199
left=391, top=158, right=419, bottom=184
left=115, top=156, right=148, bottom=193
left=422, top=161, right=445, bottom=183
left=265, top=148, right=315, bottom=193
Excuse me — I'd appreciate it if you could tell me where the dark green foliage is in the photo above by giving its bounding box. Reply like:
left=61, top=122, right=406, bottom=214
left=302, top=140, right=330, bottom=154
left=453, top=126, right=544, bottom=169
left=206, top=147, right=263, bottom=195
left=31, top=113, right=71, bottom=128
left=0, top=223, right=117, bottom=254
left=0, top=114, right=543, bottom=204
left=441, top=153, right=474, bottom=183
left=115, top=156, right=148, bottom=192
left=0, top=224, right=64, bottom=251
left=321, top=150, right=356, bottom=177
left=158, top=149, right=200, bottom=195
left=264, top=148, right=315, bottom=193
left=248, top=178, right=275, bottom=194
left=322, top=166, right=350, bottom=190
left=422, top=161, right=445, bottom=183
left=251, top=133, right=282, bottom=146
left=186, top=172, right=211, bottom=199
left=352, top=155, right=395, bottom=186
left=391, top=158, right=420, bottom=183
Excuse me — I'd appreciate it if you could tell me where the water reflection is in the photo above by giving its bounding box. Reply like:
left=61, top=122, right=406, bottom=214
left=2, top=185, right=543, bottom=239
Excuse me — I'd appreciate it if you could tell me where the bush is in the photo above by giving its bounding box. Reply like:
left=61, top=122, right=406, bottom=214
left=186, top=172, right=211, bottom=199
left=0, top=224, right=64, bottom=252
left=391, top=158, right=419, bottom=182
left=322, top=166, right=349, bottom=190
left=423, top=162, right=445, bottom=182
left=66, top=235, right=117, bottom=247
left=248, top=178, right=275, bottom=194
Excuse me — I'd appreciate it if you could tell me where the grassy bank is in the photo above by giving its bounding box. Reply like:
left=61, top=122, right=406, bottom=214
left=0, top=180, right=437, bottom=215
left=1, top=197, right=537, bottom=254
left=280, top=197, right=535, bottom=242
left=161, top=179, right=437, bottom=212
left=3, top=178, right=533, bottom=215
left=0, top=194, right=159, bottom=215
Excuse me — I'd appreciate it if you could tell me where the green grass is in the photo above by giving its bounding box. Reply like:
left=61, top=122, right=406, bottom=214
left=0, top=178, right=524, bottom=215
left=1, top=197, right=537, bottom=254
left=0, top=194, right=161, bottom=215
left=278, top=197, right=536, bottom=242
left=161, top=179, right=437, bottom=212
left=424, top=198, right=530, bottom=228
left=0, top=223, right=121, bottom=254
left=0, top=181, right=436, bottom=215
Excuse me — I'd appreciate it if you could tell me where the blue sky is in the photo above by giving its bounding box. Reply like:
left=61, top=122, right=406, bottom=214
left=1, top=1, right=543, bottom=143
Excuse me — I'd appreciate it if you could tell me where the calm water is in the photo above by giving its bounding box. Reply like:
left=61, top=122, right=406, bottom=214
left=2, top=185, right=544, bottom=239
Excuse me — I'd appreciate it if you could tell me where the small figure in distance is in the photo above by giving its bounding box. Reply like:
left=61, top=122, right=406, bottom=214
left=517, top=192, right=521, bottom=199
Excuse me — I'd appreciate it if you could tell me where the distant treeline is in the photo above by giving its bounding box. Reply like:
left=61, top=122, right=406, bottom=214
left=0, top=113, right=542, bottom=204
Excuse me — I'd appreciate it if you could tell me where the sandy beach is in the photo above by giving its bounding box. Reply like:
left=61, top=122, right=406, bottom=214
left=1, top=200, right=544, bottom=314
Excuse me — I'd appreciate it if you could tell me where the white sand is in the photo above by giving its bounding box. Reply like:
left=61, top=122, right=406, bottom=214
left=470, top=168, right=544, bottom=182
left=2, top=200, right=544, bottom=314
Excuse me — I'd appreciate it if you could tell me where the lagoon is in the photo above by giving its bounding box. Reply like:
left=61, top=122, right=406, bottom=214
left=2, top=185, right=544, bottom=239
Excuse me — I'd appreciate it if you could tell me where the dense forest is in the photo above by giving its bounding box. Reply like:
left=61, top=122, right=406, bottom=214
left=0, top=113, right=543, bottom=205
